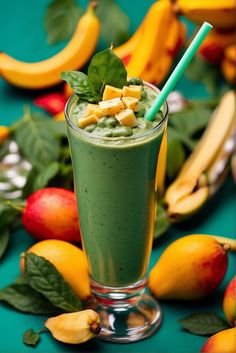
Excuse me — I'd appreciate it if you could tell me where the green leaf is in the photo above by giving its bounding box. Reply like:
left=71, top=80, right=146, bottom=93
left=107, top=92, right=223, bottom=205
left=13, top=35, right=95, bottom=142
left=168, top=127, right=196, bottom=151
left=25, top=253, right=82, bottom=312
left=0, top=201, right=19, bottom=230
left=169, top=109, right=212, bottom=137
left=88, top=48, right=127, bottom=101
left=96, top=0, right=130, bottom=45
left=0, top=228, right=10, bottom=260
left=33, top=162, right=60, bottom=191
left=0, top=277, right=61, bottom=314
left=167, top=139, right=186, bottom=180
left=23, top=329, right=40, bottom=347
left=185, top=56, right=224, bottom=95
left=179, top=313, right=229, bottom=335
left=154, top=203, right=170, bottom=239
left=15, top=108, right=60, bottom=170
left=44, top=120, right=67, bottom=138
left=61, top=71, right=97, bottom=102
left=44, top=0, right=83, bottom=45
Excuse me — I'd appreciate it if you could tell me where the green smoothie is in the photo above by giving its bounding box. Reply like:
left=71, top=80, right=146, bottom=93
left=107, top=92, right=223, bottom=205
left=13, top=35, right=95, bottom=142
left=66, top=84, right=168, bottom=287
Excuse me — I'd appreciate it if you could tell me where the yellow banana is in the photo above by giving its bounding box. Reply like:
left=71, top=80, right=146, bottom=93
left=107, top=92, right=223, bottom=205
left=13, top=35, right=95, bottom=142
left=165, top=91, right=236, bottom=220
left=175, top=0, right=236, bottom=29
left=142, top=17, right=186, bottom=84
left=126, top=0, right=173, bottom=78
left=0, top=3, right=100, bottom=89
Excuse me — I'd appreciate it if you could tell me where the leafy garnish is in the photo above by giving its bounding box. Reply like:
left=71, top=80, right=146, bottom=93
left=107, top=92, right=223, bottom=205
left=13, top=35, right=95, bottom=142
left=0, top=277, right=61, bottom=314
left=179, top=313, right=229, bottom=335
left=96, top=0, right=130, bottom=45
left=25, top=253, right=82, bottom=312
left=61, top=48, right=127, bottom=102
left=88, top=48, right=127, bottom=101
left=61, top=71, right=97, bottom=103
left=167, top=139, right=186, bottom=180
left=44, top=0, right=83, bottom=44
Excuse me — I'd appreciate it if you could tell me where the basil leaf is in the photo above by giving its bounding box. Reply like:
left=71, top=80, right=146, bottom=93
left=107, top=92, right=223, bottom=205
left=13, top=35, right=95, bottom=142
left=15, top=108, right=60, bottom=171
left=179, top=313, right=229, bottom=335
left=0, top=278, right=60, bottom=314
left=23, top=329, right=40, bottom=346
left=169, top=109, right=212, bottom=137
left=96, top=0, right=130, bottom=45
left=154, top=203, right=170, bottom=239
left=61, top=71, right=97, bottom=103
left=33, top=162, right=60, bottom=191
left=167, top=139, right=186, bottom=180
left=25, top=253, right=82, bottom=312
left=45, top=0, right=83, bottom=44
left=0, top=228, right=10, bottom=260
left=88, top=48, right=127, bottom=101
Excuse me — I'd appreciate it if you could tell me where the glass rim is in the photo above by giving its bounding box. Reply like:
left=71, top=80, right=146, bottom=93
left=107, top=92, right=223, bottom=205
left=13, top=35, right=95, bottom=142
left=65, top=81, right=169, bottom=141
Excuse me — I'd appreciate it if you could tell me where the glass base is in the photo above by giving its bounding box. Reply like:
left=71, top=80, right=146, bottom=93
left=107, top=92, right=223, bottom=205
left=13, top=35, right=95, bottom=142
left=90, top=278, right=162, bottom=343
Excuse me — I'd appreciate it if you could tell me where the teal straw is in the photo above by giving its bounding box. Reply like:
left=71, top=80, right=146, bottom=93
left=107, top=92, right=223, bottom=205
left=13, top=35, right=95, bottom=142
left=145, top=22, right=213, bottom=121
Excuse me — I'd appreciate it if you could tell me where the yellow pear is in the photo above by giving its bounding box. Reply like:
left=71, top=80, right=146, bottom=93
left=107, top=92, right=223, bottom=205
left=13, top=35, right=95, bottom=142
left=148, top=235, right=228, bottom=300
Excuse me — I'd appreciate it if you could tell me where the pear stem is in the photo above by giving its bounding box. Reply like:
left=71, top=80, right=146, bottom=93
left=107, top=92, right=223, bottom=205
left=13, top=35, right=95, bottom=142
left=90, top=322, right=101, bottom=335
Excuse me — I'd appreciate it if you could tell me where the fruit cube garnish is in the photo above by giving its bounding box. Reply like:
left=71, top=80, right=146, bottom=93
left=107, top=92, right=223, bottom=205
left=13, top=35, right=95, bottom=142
left=115, top=109, right=138, bottom=127
left=122, top=97, right=139, bottom=111
left=78, top=114, right=99, bottom=128
left=102, top=85, right=123, bottom=100
left=84, top=104, right=103, bottom=118
left=123, top=85, right=141, bottom=100
left=99, top=98, right=124, bottom=116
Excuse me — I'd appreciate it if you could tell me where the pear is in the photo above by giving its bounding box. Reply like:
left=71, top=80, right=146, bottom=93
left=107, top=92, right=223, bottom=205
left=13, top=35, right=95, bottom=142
left=200, top=328, right=236, bottom=353
left=223, top=276, right=236, bottom=326
left=45, top=310, right=101, bottom=344
left=148, top=235, right=228, bottom=300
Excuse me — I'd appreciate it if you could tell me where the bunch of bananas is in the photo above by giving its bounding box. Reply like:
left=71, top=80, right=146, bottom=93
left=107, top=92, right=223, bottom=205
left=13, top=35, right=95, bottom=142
left=165, top=90, right=236, bottom=222
left=114, top=0, right=186, bottom=85
left=0, top=3, right=100, bottom=89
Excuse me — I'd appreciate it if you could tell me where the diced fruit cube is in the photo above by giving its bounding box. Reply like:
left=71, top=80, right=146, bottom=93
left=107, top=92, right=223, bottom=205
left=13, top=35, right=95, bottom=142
left=78, top=114, right=99, bottom=128
left=102, top=85, right=123, bottom=100
left=122, top=97, right=139, bottom=111
left=99, top=98, right=124, bottom=116
left=115, top=109, right=138, bottom=127
left=123, top=85, right=141, bottom=100
left=84, top=104, right=103, bottom=118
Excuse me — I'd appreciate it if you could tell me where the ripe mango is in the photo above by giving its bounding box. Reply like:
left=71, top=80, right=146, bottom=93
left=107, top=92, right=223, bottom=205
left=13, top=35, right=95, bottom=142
left=148, top=235, right=228, bottom=300
left=201, top=328, right=236, bottom=353
left=222, top=45, right=236, bottom=84
left=223, top=276, right=236, bottom=326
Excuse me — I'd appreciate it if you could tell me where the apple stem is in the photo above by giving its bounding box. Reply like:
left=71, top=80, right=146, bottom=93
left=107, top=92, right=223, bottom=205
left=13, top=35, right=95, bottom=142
left=4, top=200, right=25, bottom=213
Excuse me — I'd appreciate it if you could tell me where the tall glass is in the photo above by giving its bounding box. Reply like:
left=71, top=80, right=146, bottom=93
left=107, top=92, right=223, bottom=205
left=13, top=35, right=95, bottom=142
left=65, top=83, right=168, bottom=342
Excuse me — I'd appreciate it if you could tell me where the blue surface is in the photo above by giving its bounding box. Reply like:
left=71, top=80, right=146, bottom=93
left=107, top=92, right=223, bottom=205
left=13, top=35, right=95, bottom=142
left=0, top=1, right=235, bottom=352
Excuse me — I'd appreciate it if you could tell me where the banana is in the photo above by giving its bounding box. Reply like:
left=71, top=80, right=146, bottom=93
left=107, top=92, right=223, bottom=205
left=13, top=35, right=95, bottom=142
left=0, top=3, right=100, bottom=89
left=126, top=0, right=174, bottom=78
left=165, top=91, right=236, bottom=221
left=175, top=0, right=236, bottom=29
left=142, top=18, right=186, bottom=84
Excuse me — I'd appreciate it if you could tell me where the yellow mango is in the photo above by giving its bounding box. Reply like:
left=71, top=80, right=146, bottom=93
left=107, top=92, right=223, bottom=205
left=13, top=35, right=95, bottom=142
left=123, top=85, right=142, bottom=99
left=99, top=98, right=124, bottom=116
left=84, top=104, right=103, bottom=118
left=115, top=108, right=138, bottom=127
left=122, top=97, right=139, bottom=111
left=78, top=114, right=99, bottom=128
left=102, top=85, right=123, bottom=100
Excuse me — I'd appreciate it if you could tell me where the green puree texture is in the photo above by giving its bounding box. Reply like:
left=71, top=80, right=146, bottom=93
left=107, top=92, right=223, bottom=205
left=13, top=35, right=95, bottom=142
left=67, top=86, right=166, bottom=287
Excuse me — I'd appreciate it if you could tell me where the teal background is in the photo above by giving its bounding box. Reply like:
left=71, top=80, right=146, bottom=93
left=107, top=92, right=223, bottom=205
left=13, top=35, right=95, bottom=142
left=0, top=1, right=235, bottom=352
